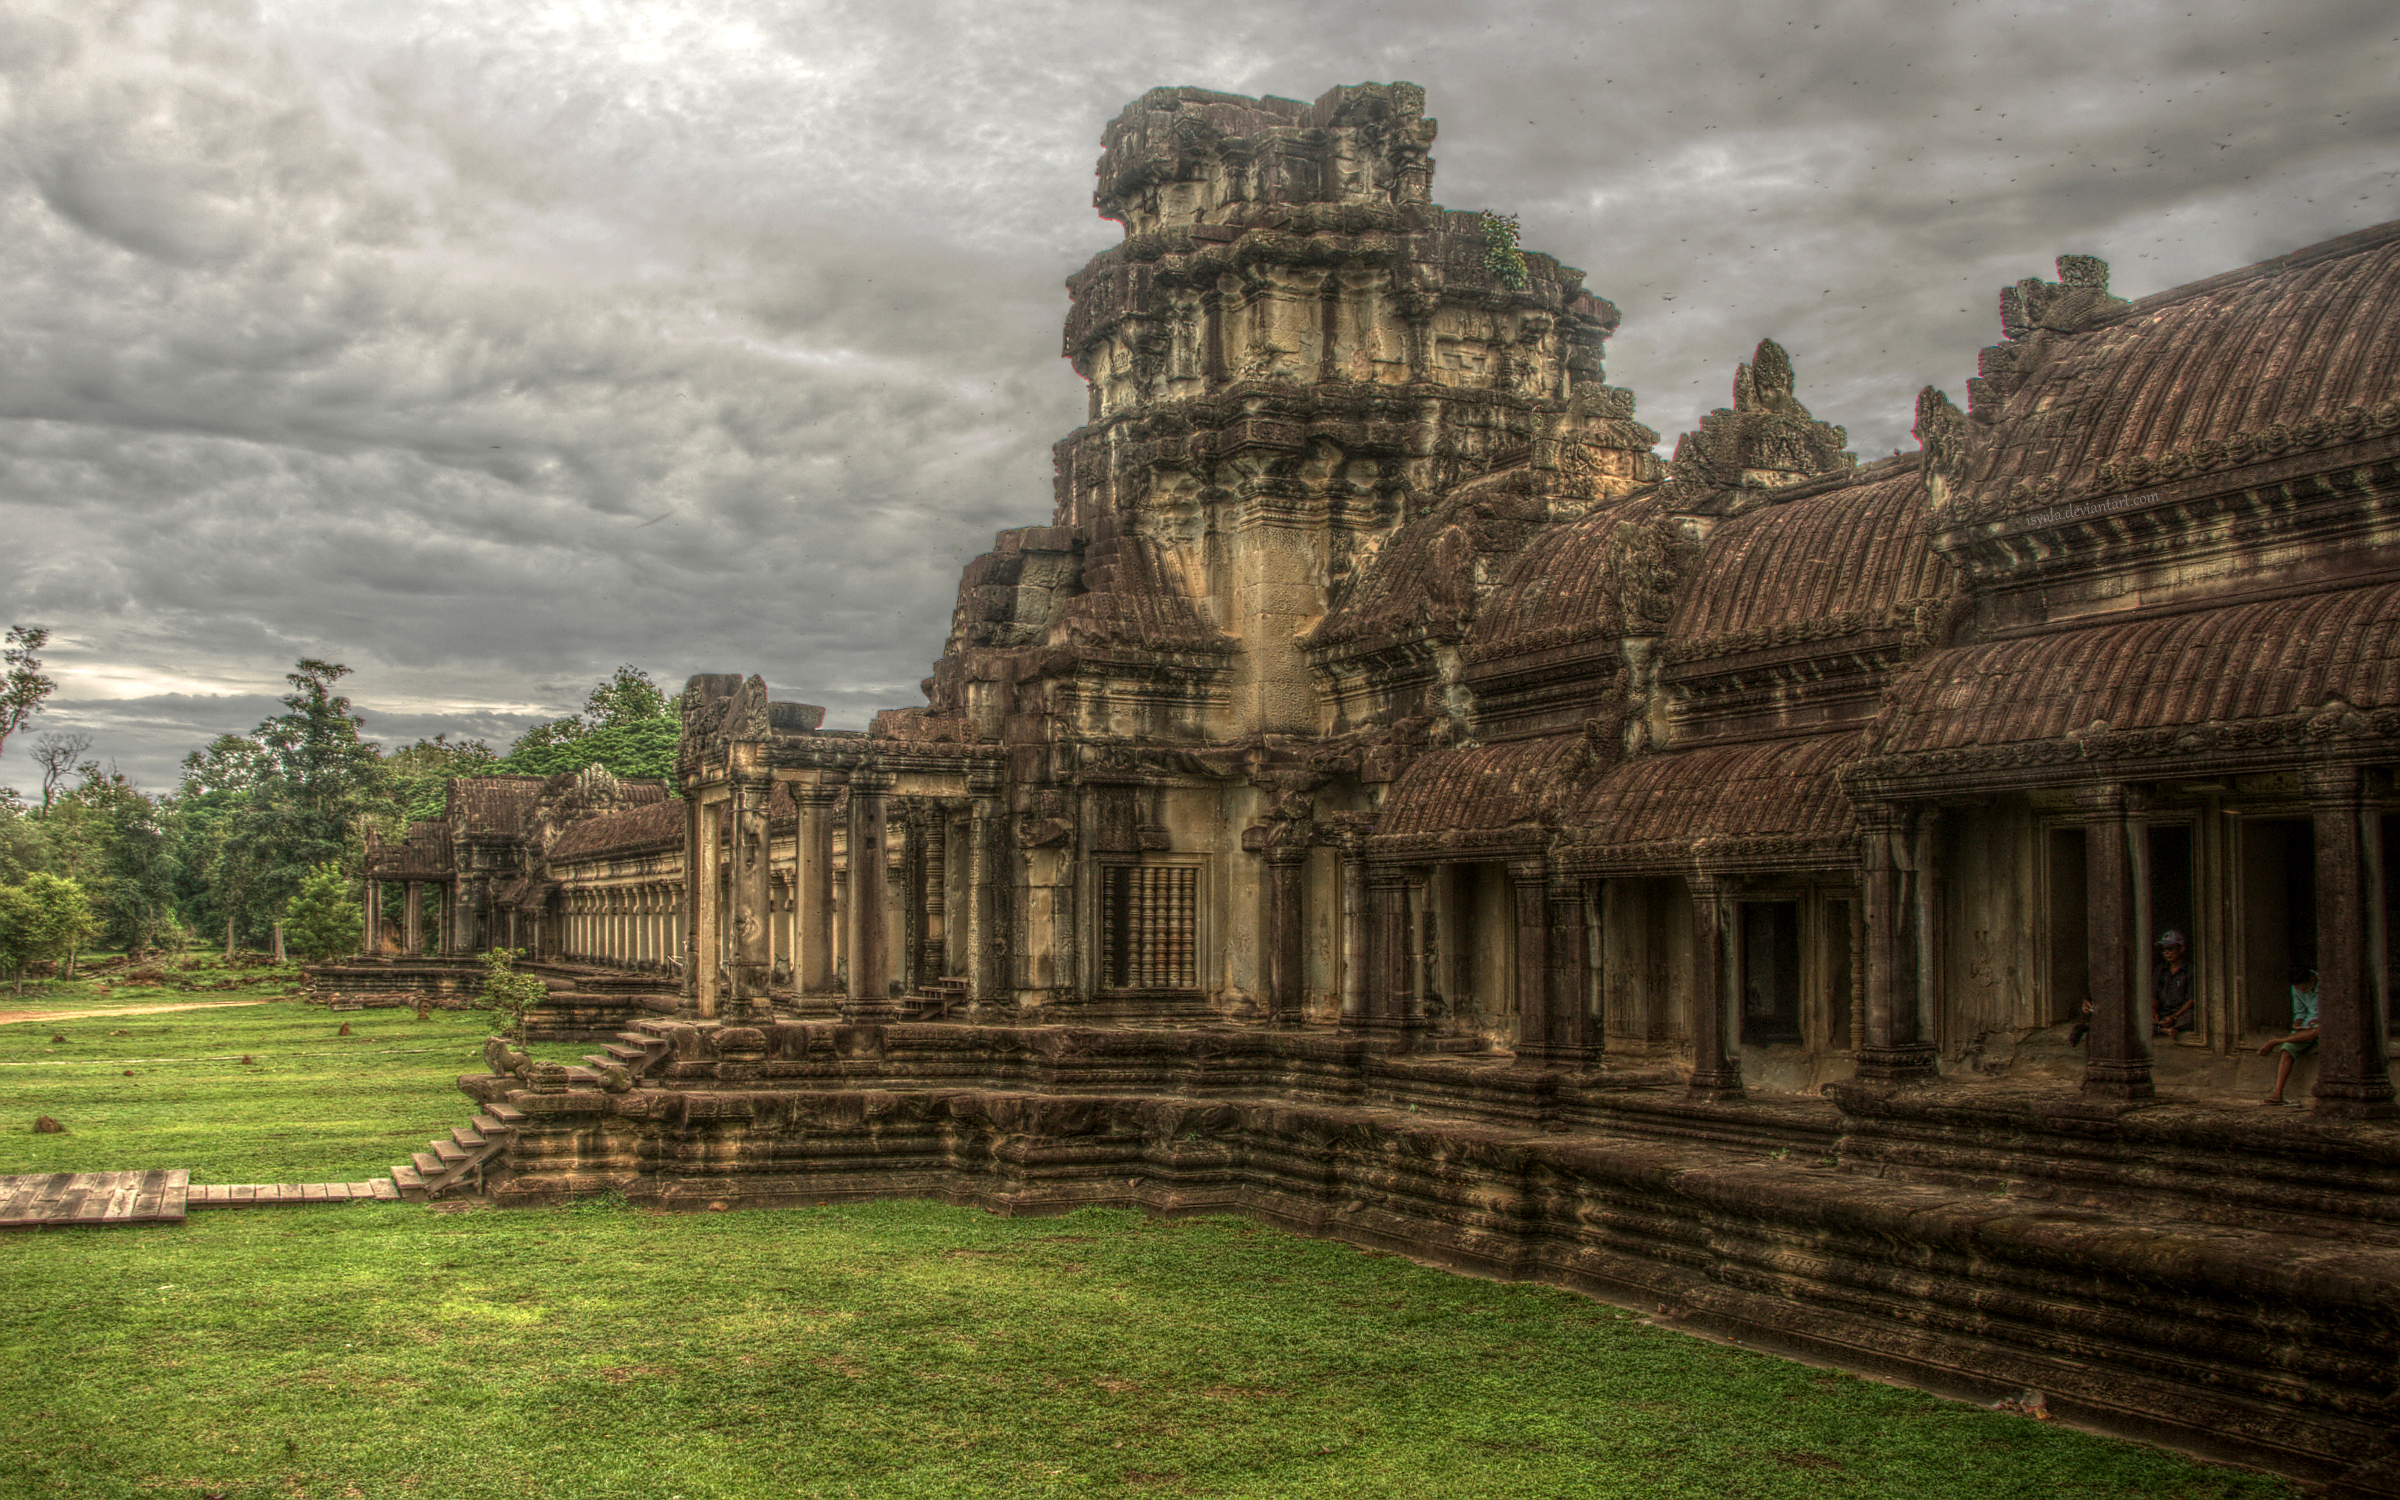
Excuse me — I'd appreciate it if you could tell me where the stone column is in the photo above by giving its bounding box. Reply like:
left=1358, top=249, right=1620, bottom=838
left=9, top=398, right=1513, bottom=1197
left=726, top=769, right=774, bottom=1021
left=1338, top=844, right=1368, bottom=1030
left=1364, top=866, right=1413, bottom=1037
left=1855, top=802, right=1939, bottom=1082
left=1687, top=874, right=1744, bottom=1101
left=361, top=878, right=381, bottom=958
left=680, top=792, right=703, bottom=1005
left=403, top=881, right=423, bottom=957
left=2077, top=783, right=2154, bottom=1099
left=1510, top=858, right=1551, bottom=1062
left=794, top=783, right=839, bottom=996
left=1535, top=873, right=1601, bottom=1070
left=844, top=770, right=898, bottom=1023
left=966, top=783, right=1002, bottom=1008
left=2309, top=766, right=2397, bottom=1117
left=691, top=796, right=724, bottom=1018
left=1265, top=844, right=1308, bottom=1025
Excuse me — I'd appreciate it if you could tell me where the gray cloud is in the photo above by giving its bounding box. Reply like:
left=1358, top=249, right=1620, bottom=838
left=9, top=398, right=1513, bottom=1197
left=3, top=0, right=2394, bottom=792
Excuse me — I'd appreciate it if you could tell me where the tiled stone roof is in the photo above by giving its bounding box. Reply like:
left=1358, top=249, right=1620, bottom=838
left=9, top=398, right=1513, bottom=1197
left=1871, top=581, right=2400, bottom=757
left=1941, top=223, right=2400, bottom=525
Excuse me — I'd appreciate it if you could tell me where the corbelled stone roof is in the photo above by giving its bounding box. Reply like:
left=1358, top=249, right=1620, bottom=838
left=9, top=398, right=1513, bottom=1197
left=1934, top=223, right=2400, bottom=526
left=546, top=801, right=685, bottom=864
left=1374, top=735, right=1577, bottom=838
left=1566, top=733, right=1858, bottom=848
left=1666, top=458, right=1955, bottom=663
left=1869, top=580, right=2400, bottom=757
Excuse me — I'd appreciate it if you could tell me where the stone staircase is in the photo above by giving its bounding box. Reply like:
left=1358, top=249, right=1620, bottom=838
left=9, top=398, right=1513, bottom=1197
left=389, top=1020, right=679, bottom=1201
left=909, top=978, right=972, bottom=1021
left=391, top=1102, right=525, bottom=1200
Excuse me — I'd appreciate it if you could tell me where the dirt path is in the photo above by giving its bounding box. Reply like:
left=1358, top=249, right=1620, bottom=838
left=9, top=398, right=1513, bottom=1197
left=0, top=1000, right=274, bottom=1026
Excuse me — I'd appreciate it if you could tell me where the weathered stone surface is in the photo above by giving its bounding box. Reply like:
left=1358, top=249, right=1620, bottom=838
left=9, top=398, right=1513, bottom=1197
left=342, top=84, right=2400, bottom=1493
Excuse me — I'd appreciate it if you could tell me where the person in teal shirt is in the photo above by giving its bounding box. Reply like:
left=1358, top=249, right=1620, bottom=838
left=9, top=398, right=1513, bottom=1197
left=2258, top=967, right=2321, bottom=1107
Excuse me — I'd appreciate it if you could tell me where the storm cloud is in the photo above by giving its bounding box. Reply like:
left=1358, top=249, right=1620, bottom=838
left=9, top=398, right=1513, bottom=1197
left=3, top=0, right=2394, bottom=789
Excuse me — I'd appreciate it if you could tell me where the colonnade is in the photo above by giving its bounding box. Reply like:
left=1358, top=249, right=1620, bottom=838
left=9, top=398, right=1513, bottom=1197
left=682, top=773, right=1004, bottom=1023
left=361, top=879, right=442, bottom=957
left=562, top=882, right=683, bottom=971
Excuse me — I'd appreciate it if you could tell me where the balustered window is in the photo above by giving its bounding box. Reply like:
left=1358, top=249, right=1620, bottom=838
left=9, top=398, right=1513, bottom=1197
left=1099, top=862, right=1199, bottom=990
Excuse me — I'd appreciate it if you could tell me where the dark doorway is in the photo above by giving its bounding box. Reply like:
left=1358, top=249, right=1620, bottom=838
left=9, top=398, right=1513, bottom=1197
left=2147, top=824, right=2194, bottom=954
left=2242, top=818, right=2314, bottom=1035
left=1740, top=901, right=1803, bottom=1044
left=2048, top=827, right=2089, bottom=1026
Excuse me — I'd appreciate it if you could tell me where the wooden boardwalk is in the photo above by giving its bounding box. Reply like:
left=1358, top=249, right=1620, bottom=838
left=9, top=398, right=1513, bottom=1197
left=1, top=1171, right=399, bottom=1228
left=0, top=1169, right=187, bottom=1228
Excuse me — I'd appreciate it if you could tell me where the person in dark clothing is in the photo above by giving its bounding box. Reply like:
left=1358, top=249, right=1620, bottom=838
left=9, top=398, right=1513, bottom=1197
left=2152, top=929, right=2195, bottom=1037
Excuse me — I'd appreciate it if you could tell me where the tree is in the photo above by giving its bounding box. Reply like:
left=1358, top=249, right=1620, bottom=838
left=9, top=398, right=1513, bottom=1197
left=0, top=873, right=98, bottom=989
left=31, top=732, right=91, bottom=812
left=180, top=662, right=397, bottom=953
left=582, top=665, right=672, bottom=729
left=383, top=733, right=499, bottom=825
left=282, top=862, right=362, bottom=962
left=91, top=784, right=184, bottom=953
left=499, top=666, right=679, bottom=783
left=0, top=626, right=55, bottom=758
left=499, top=719, right=679, bottom=781
left=0, top=884, right=32, bottom=992
left=0, top=798, right=52, bottom=884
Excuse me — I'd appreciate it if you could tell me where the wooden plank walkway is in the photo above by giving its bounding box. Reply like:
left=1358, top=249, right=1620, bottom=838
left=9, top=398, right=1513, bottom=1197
left=0, top=1169, right=187, bottom=1228
left=0, top=1171, right=399, bottom=1228
left=188, top=1180, right=397, bottom=1207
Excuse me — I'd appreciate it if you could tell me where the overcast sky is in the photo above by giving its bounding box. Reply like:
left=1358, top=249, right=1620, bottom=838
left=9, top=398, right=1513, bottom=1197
left=3, top=0, right=2394, bottom=794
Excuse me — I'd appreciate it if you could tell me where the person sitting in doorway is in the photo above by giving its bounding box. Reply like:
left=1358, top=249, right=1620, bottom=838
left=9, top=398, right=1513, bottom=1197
left=2152, top=930, right=2196, bottom=1038
left=2258, top=966, right=2321, bottom=1107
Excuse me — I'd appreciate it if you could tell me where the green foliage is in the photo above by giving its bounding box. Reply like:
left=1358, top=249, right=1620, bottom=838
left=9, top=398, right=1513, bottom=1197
left=383, top=733, right=500, bottom=823
left=499, top=717, right=679, bottom=781
left=1480, top=210, right=1527, bottom=289
left=178, top=660, right=400, bottom=951
left=498, top=665, right=679, bottom=783
left=0, top=798, right=52, bottom=884
left=0, top=624, right=55, bottom=758
left=582, top=663, right=673, bottom=729
left=0, top=871, right=98, bottom=991
left=282, top=861, right=363, bottom=962
left=476, top=946, right=550, bottom=1041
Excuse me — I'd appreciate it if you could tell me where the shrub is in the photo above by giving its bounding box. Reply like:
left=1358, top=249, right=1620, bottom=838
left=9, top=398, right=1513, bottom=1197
left=476, top=947, right=548, bottom=1041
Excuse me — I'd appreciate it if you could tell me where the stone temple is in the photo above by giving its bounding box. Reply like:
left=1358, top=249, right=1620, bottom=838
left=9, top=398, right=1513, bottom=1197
left=336, top=84, right=2400, bottom=1492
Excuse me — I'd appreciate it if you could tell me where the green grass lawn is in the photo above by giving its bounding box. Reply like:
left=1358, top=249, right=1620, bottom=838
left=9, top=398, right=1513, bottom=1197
left=0, top=998, right=2294, bottom=1500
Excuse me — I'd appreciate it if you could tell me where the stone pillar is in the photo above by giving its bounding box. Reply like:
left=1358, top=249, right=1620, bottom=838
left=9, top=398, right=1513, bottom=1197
left=1364, top=866, right=1413, bottom=1037
left=2077, top=783, right=2154, bottom=1100
left=966, top=785, right=1001, bottom=1008
left=403, top=881, right=423, bottom=957
left=1510, top=857, right=1551, bottom=1062
left=361, top=878, right=381, bottom=958
left=1855, top=802, right=1939, bottom=1082
left=1533, top=873, right=1601, bottom=1070
left=726, top=769, right=774, bottom=1021
left=691, top=796, right=724, bottom=1018
left=1687, top=874, right=1744, bottom=1101
left=794, top=783, right=839, bottom=996
left=844, top=771, right=897, bottom=1023
left=2309, top=766, right=2397, bottom=1117
left=1266, top=844, right=1308, bottom=1025
left=680, top=792, right=703, bottom=1005
left=1338, top=844, right=1368, bottom=1030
